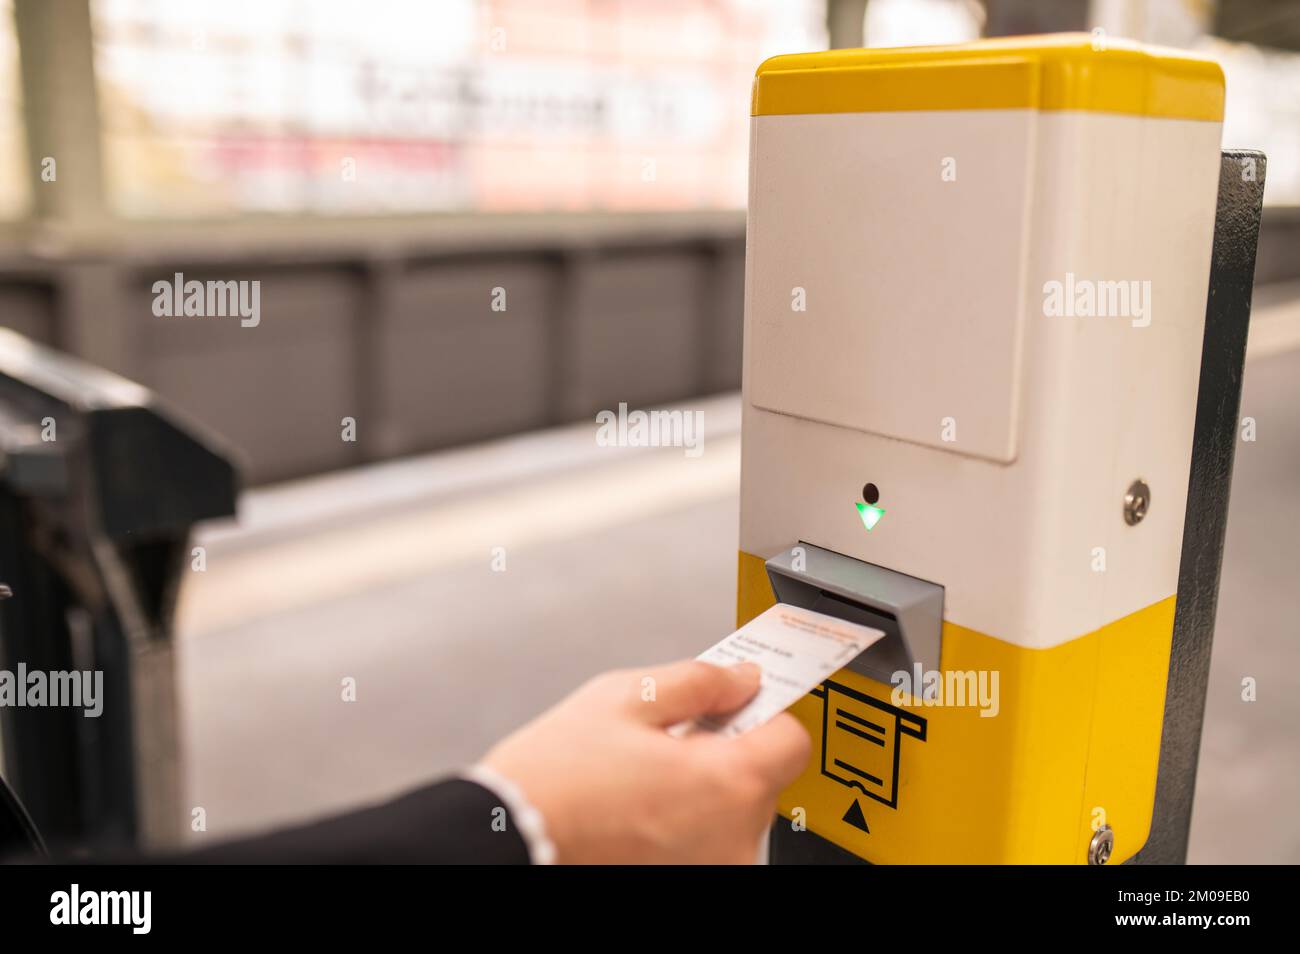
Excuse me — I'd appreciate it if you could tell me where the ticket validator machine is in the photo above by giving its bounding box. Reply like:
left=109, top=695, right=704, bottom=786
left=737, top=35, right=1263, bottom=864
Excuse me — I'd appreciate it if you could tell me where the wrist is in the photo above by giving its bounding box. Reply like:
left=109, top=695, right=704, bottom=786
left=461, top=763, right=558, bottom=865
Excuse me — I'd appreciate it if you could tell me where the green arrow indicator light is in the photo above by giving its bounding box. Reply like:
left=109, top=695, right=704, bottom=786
left=855, top=501, right=885, bottom=531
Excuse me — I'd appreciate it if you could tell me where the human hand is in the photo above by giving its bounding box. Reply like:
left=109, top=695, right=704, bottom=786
left=480, top=659, right=810, bottom=864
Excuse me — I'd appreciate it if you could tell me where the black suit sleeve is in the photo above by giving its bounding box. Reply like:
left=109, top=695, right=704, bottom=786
left=3, top=778, right=531, bottom=866
left=174, top=778, right=532, bottom=865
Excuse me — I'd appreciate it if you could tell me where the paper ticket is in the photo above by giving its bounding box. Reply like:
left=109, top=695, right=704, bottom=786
left=678, top=603, right=885, bottom=738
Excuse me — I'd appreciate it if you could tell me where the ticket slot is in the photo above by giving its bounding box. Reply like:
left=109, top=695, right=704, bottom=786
left=765, top=543, right=943, bottom=692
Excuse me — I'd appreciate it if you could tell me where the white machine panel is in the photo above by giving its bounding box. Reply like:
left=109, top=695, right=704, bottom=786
left=747, top=110, right=1036, bottom=464
left=741, top=110, right=1224, bottom=649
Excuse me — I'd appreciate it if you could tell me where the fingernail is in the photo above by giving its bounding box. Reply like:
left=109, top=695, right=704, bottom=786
left=731, top=662, right=761, bottom=680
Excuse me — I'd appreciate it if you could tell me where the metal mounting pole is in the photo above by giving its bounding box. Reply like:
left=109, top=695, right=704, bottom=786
left=1133, top=149, right=1266, bottom=864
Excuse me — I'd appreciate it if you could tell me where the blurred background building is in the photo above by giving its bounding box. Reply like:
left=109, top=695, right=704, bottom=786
left=0, top=0, right=1297, bottom=862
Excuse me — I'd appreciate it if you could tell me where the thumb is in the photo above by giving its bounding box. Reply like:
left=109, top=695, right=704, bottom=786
left=728, top=712, right=812, bottom=790
left=635, top=660, right=761, bottom=727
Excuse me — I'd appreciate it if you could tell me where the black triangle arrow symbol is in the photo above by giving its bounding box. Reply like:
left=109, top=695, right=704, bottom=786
left=842, top=799, right=869, bottom=833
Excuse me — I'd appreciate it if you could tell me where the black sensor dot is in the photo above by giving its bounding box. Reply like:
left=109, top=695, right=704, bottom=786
left=863, top=483, right=879, bottom=505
